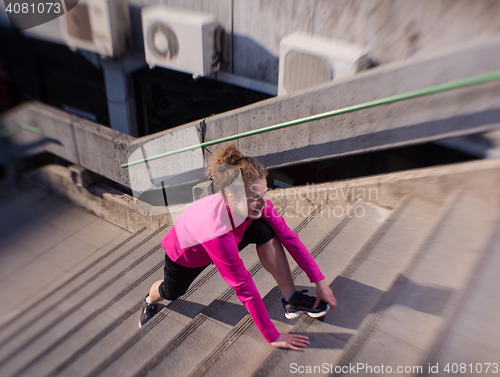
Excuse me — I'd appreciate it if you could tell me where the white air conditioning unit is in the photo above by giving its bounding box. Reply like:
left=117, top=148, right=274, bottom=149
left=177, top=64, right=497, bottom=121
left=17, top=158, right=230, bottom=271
left=60, top=0, right=132, bottom=58
left=278, top=33, right=369, bottom=96
left=141, top=5, right=219, bottom=77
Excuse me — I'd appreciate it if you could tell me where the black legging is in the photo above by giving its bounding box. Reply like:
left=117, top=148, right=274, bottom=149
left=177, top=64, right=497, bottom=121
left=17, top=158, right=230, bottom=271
left=158, top=253, right=209, bottom=300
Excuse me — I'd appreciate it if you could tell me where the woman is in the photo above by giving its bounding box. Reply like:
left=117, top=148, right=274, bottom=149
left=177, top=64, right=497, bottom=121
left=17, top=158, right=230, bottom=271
left=140, top=145, right=337, bottom=350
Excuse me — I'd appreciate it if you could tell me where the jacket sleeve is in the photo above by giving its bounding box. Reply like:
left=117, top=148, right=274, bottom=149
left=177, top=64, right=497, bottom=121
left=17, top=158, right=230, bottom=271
left=202, top=233, right=280, bottom=343
left=262, top=199, right=325, bottom=283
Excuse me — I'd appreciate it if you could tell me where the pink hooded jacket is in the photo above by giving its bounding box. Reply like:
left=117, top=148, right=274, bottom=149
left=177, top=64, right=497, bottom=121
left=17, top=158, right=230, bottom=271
left=161, top=193, right=325, bottom=343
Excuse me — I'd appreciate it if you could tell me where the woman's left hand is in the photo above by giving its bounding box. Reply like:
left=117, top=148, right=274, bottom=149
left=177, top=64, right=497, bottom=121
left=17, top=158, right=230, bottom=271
left=314, top=279, right=337, bottom=310
left=271, top=333, right=310, bottom=351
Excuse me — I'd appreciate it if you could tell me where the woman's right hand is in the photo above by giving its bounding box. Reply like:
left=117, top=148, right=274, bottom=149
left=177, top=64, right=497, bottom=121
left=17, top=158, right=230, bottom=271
left=271, top=333, right=310, bottom=351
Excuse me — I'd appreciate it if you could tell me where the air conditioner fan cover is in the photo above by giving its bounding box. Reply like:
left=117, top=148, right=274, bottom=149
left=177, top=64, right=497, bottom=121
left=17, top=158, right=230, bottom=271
left=146, top=22, right=179, bottom=59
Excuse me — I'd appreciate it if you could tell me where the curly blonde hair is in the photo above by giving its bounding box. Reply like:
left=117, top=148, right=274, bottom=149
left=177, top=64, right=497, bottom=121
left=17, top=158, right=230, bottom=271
left=209, top=145, right=267, bottom=190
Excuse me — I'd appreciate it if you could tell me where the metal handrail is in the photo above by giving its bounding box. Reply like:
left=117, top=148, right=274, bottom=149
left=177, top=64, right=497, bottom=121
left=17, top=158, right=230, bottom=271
left=121, top=69, right=500, bottom=169
left=0, top=123, right=44, bottom=140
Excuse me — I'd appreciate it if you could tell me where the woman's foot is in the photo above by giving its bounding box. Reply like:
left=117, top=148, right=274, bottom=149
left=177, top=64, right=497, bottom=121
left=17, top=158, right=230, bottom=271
left=139, top=295, right=159, bottom=328
left=281, top=290, right=329, bottom=319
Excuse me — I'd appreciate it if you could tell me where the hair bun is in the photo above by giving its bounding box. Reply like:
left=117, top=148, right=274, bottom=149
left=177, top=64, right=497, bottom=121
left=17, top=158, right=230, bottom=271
left=226, top=153, right=243, bottom=165
left=210, top=144, right=268, bottom=185
left=214, top=144, right=244, bottom=165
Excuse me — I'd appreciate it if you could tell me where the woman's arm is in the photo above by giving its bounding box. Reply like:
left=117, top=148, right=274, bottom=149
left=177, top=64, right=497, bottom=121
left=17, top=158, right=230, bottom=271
left=202, top=233, right=280, bottom=343
left=262, top=200, right=325, bottom=283
left=262, top=200, right=337, bottom=311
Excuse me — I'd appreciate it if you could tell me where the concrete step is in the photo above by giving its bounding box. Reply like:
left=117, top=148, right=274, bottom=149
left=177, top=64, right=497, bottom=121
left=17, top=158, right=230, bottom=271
left=9, top=258, right=167, bottom=377
left=33, top=205, right=318, bottom=377
left=0, top=226, right=152, bottom=341
left=0, top=187, right=136, bottom=323
left=338, top=193, right=499, bottom=377
left=419, top=219, right=500, bottom=376
left=0, top=188, right=72, bottom=286
left=0, top=224, right=170, bottom=377
left=137, top=201, right=390, bottom=377
left=0, top=187, right=50, bottom=225
left=75, top=204, right=337, bottom=377
left=0, top=223, right=163, bottom=351
left=47, top=244, right=262, bottom=377
left=249, top=195, right=441, bottom=377
left=0, top=183, right=23, bottom=210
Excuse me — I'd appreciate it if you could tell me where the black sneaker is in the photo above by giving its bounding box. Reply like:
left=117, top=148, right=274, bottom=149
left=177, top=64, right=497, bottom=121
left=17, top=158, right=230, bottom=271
left=139, top=295, right=159, bottom=328
left=282, top=290, right=329, bottom=319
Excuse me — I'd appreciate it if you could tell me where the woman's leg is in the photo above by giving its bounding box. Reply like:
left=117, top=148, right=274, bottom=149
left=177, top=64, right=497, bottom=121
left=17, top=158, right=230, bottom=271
left=256, top=236, right=296, bottom=298
left=148, top=254, right=209, bottom=305
left=148, top=280, right=164, bottom=304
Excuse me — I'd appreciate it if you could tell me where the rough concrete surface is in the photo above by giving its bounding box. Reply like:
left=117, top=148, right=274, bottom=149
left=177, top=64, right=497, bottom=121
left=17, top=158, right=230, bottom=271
left=9, top=0, right=500, bottom=85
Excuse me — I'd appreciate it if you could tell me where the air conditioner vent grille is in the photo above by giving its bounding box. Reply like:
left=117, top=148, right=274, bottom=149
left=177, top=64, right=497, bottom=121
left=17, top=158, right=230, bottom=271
left=67, top=3, right=93, bottom=42
left=61, top=0, right=132, bottom=57
left=278, top=33, right=369, bottom=96
left=283, top=51, right=332, bottom=93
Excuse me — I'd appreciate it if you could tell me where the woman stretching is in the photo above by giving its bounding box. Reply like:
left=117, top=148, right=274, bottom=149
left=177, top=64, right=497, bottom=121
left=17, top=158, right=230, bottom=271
left=139, top=145, right=337, bottom=350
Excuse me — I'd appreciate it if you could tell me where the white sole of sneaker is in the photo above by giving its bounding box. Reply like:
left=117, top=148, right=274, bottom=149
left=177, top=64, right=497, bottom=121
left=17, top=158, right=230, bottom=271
left=285, top=311, right=303, bottom=319
left=285, top=304, right=330, bottom=319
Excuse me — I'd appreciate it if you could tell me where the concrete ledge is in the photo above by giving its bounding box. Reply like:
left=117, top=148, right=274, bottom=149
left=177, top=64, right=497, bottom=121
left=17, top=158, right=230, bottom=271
left=17, top=157, right=500, bottom=234
left=21, top=164, right=171, bottom=233
left=267, top=157, right=500, bottom=216
left=0, top=103, right=134, bottom=186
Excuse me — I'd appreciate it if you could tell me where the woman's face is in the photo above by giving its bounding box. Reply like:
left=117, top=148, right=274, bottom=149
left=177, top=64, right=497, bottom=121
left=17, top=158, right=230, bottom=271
left=245, top=178, right=268, bottom=219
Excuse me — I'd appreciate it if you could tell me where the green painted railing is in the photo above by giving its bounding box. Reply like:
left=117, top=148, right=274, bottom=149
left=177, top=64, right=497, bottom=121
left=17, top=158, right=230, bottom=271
left=0, top=123, right=44, bottom=140
left=121, top=69, right=500, bottom=169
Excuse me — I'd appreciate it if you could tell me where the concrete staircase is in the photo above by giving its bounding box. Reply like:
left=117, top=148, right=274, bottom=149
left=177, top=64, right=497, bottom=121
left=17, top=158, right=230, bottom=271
left=248, top=193, right=499, bottom=377
left=0, top=161, right=499, bottom=377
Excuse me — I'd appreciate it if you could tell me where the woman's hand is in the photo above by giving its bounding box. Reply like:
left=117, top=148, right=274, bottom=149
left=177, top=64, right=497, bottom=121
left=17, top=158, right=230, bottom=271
left=271, top=333, right=310, bottom=351
left=314, top=279, right=337, bottom=310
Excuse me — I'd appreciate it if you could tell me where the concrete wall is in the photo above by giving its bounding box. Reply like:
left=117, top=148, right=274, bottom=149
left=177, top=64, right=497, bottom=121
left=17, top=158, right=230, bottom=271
left=2, top=0, right=500, bottom=86
left=224, top=0, right=500, bottom=84
left=2, top=35, right=500, bottom=188
left=140, top=35, right=500, bottom=174
left=266, top=156, right=500, bottom=214
left=0, top=104, right=134, bottom=186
